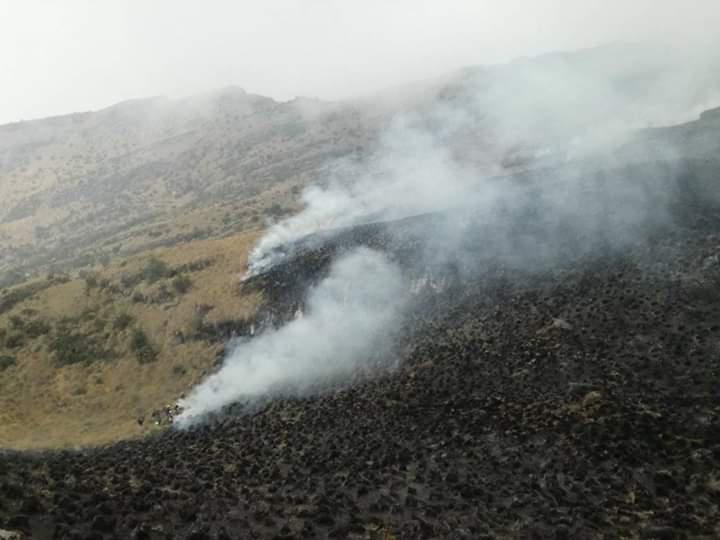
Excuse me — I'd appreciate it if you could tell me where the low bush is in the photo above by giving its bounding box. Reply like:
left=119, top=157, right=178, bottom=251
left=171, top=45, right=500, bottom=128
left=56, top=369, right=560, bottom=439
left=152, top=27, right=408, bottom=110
left=113, top=313, right=134, bottom=330
left=50, top=329, right=109, bottom=367
left=9, top=315, right=24, bottom=329
left=172, top=364, right=187, bottom=376
left=5, top=333, right=24, bottom=349
left=25, top=319, right=52, bottom=338
left=141, top=258, right=170, bottom=284
left=130, top=328, right=157, bottom=364
left=171, top=275, right=193, bottom=294
left=0, top=355, right=16, bottom=371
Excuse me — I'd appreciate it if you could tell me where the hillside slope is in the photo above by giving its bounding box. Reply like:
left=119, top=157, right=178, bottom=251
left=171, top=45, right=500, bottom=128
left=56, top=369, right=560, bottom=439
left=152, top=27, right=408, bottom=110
left=0, top=231, right=261, bottom=449
left=0, top=89, right=376, bottom=286
left=2, top=130, right=720, bottom=538
left=3, top=43, right=719, bottom=288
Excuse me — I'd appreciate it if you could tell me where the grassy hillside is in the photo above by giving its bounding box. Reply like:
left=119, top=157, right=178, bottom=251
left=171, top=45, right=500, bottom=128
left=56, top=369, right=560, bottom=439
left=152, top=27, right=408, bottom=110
left=0, top=231, right=261, bottom=450
left=0, top=89, right=376, bottom=287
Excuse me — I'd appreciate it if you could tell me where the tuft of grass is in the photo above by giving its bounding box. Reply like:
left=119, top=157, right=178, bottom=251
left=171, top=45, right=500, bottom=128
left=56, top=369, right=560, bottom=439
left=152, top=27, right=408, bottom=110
left=83, top=274, right=98, bottom=293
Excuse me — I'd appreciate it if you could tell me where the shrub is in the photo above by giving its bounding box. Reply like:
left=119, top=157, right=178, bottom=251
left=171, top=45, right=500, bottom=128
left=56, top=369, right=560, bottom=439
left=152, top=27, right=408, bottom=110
left=267, top=203, right=285, bottom=217
left=8, top=315, right=24, bottom=329
left=25, top=319, right=51, bottom=338
left=130, top=328, right=157, bottom=364
left=84, top=274, right=98, bottom=293
left=5, top=333, right=24, bottom=349
left=171, top=275, right=192, bottom=294
left=0, top=355, right=16, bottom=371
left=174, top=258, right=215, bottom=274
left=50, top=329, right=108, bottom=367
left=141, top=258, right=170, bottom=284
left=113, top=313, right=134, bottom=330
left=172, top=364, right=187, bottom=376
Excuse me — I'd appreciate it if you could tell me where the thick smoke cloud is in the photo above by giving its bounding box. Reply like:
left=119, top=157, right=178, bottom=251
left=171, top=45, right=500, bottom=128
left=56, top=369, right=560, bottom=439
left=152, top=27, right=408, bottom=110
left=176, top=248, right=405, bottom=426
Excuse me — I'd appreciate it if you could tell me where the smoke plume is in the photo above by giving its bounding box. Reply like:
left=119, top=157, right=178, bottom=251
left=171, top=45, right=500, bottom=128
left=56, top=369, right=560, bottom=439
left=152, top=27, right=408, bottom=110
left=176, top=248, right=405, bottom=426
left=248, top=43, right=720, bottom=274
left=180, top=42, right=720, bottom=424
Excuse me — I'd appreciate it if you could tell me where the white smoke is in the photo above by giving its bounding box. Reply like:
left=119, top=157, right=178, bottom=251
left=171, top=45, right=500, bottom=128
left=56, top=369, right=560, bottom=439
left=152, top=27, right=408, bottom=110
left=247, top=43, right=720, bottom=275
left=247, top=115, right=478, bottom=274
left=176, top=248, right=405, bottom=425
left=182, top=42, right=720, bottom=423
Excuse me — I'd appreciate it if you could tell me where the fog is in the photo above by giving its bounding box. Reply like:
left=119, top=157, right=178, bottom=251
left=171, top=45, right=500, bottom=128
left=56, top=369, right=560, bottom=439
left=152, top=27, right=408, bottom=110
left=3, top=1, right=720, bottom=124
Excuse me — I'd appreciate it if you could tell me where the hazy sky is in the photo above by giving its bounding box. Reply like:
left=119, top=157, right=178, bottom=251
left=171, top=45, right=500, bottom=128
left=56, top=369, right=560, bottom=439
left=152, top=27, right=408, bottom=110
left=1, top=0, right=719, bottom=124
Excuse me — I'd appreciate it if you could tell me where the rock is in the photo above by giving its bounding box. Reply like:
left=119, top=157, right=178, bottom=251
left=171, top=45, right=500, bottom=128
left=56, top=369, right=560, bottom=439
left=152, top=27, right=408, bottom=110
left=582, top=391, right=603, bottom=408
left=552, top=318, right=573, bottom=330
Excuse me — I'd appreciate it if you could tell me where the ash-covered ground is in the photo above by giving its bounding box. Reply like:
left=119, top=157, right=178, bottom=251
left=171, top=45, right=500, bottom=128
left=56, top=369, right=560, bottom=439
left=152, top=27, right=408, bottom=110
left=2, top=117, right=720, bottom=538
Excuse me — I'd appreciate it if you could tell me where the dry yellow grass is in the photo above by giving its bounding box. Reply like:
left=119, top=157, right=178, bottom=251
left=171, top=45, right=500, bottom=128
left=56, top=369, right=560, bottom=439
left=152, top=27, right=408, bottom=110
left=0, top=230, right=263, bottom=450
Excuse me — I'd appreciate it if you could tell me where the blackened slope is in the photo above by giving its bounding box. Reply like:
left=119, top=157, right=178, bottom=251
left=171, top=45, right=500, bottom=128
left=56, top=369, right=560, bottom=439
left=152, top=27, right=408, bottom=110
left=242, top=156, right=720, bottom=326
left=2, top=120, right=720, bottom=538
left=1, top=220, right=719, bottom=538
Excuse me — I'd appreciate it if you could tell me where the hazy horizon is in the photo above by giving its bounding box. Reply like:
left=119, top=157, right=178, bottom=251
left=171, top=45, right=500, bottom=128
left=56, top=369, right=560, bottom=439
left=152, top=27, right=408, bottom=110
left=2, top=0, right=720, bottom=125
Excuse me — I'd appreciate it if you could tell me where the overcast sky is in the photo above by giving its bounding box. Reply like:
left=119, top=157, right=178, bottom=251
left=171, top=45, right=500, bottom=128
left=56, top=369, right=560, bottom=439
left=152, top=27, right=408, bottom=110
left=1, top=0, right=719, bottom=125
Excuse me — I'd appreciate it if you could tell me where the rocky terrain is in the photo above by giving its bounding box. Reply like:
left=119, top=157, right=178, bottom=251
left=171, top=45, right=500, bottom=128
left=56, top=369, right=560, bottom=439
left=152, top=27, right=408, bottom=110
left=2, top=115, right=720, bottom=537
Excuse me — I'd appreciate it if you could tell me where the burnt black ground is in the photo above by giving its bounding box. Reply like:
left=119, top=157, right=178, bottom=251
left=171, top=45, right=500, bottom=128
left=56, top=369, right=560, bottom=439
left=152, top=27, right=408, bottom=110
left=2, top=114, right=720, bottom=539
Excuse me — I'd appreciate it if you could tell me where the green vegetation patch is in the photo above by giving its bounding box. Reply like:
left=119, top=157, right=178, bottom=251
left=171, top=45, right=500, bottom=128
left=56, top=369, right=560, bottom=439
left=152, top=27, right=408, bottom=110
left=50, top=325, right=113, bottom=367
